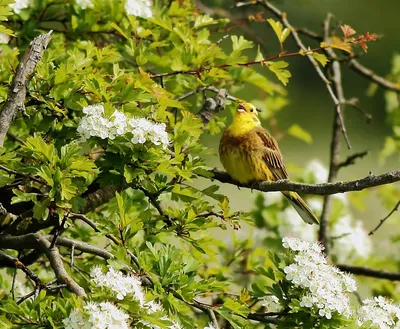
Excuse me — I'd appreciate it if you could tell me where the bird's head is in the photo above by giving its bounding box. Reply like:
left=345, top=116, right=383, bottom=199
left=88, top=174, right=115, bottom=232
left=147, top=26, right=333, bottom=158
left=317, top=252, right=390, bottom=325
left=236, top=102, right=261, bottom=123
left=228, top=101, right=262, bottom=136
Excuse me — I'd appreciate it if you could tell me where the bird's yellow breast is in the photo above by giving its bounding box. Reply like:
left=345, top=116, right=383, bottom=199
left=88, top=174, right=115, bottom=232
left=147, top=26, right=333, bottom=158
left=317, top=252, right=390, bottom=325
left=219, top=131, right=274, bottom=184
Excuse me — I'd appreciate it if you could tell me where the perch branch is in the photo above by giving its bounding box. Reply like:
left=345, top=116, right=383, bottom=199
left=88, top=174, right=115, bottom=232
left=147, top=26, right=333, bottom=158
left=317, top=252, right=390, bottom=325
left=201, top=168, right=400, bottom=195
left=0, top=31, right=52, bottom=147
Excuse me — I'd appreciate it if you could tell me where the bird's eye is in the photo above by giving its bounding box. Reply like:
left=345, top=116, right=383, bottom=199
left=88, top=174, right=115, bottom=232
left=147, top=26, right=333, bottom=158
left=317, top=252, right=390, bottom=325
left=250, top=108, right=254, bottom=112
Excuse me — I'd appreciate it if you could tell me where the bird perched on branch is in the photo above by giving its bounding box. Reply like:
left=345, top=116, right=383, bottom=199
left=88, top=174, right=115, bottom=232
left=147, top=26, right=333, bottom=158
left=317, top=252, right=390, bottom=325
left=219, top=102, right=319, bottom=225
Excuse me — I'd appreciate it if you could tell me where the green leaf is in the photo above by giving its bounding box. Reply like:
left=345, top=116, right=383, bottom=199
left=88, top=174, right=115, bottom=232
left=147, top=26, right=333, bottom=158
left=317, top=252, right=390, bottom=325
left=311, top=52, right=329, bottom=67
left=267, top=61, right=291, bottom=85
left=23, top=136, right=56, bottom=165
left=33, top=199, right=50, bottom=221
left=267, top=18, right=291, bottom=44
left=231, top=35, right=253, bottom=52
left=11, top=189, right=37, bottom=204
left=60, top=178, right=77, bottom=200
left=288, top=124, right=313, bottom=144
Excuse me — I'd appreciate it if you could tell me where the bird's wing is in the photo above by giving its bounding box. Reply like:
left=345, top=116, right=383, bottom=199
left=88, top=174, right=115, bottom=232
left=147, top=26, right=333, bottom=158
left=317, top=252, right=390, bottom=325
left=254, top=128, right=289, bottom=180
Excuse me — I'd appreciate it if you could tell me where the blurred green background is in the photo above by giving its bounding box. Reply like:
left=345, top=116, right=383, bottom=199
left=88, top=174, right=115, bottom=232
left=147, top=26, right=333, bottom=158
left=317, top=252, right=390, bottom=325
left=197, top=0, right=399, bottom=233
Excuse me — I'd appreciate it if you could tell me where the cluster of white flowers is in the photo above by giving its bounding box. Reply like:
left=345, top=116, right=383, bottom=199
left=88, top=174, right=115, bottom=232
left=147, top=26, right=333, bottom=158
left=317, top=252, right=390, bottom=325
left=9, top=0, right=31, bottom=13
left=63, top=302, right=129, bottom=329
left=357, top=296, right=400, bottom=329
left=304, top=160, right=328, bottom=183
left=77, top=104, right=169, bottom=149
left=90, top=266, right=145, bottom=303
left=90, top=267, right=184, bottom=329
left=76, top=0, right=94, bottom=9
left=125, top=0, right=153, bottom=18
left=282, top=237, right=357, bottom=319
left=331, top=215, right=372, bottom=263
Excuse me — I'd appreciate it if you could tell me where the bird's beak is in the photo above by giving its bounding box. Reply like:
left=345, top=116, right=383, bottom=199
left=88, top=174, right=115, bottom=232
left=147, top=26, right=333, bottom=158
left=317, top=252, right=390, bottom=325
left=237, top=103, right=246, bottom=113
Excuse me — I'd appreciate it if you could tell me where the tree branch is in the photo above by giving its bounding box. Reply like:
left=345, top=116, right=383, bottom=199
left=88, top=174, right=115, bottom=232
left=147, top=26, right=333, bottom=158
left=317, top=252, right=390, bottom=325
left=319, top=13, right=347, bottom=254
left=236, top=0, right=352, bottom=149
left=0, top=31, right=52, bottom=147
left=338, top=264, right=400, bottom=281
left=347, top=58, right=400, bottom=92
left=0, top=233, right=89, bottom=296
left=338, top=150, right=369, bottom=169
left=201, top=168, right=400, bottom=195
left=369, top=200, right=400, bottom=235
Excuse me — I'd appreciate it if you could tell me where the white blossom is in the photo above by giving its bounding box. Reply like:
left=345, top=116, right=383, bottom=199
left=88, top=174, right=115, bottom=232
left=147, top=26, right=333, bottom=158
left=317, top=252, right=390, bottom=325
left=9, top=0, right=31, bottom=13
left=125, top=0, right=153, bottom=18
left=304, top=160, right=328, bottom=183
left=77, top=104, right=169, bottom=149
left=62, top=309, right=91, bottom=329
left=0, top=33, right=10, bottom=44
left=85, top=302, right=130, bottom=329
left=145, top=300, right=163, bottom=314
left=357, top=296, right=400, bottom=329
left=261, top=295, right=282, bottom=312
left=76, top=0, right=94, bottom=9
left=278, top=207, right=317, bottom=243
left=282, top=237, right=357, bottom=319
left=331, top=215, right=372, bottom=263
left=90, top=266, right=145, bottom=304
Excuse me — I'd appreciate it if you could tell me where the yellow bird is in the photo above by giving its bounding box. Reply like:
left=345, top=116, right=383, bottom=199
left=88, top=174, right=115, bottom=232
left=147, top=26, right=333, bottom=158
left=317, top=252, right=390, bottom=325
left=219, top=102, right=319, bottom=225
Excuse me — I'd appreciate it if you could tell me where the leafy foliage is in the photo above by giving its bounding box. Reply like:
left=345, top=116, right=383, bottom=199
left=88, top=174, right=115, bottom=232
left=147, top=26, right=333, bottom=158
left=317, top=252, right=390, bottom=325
left=0, top=1, right=396, bottom=329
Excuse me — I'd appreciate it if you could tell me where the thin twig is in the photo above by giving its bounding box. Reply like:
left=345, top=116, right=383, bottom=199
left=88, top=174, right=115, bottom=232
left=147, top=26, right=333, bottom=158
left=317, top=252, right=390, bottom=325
left=338, top=150, right=369, bottom=169
left=345, top=98, right=373, bottom=123
left=236, top=0, right=352, bottom=149
left=296, top=25, right=400, bottom=92
left=369, top=200, right=400, bottom=235
left=348, top=58, right=400, bottom=92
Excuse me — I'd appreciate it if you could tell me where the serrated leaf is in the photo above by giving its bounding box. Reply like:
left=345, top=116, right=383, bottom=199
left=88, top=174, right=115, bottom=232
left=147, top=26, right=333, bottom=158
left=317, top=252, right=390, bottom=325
left=311, top=52, right=329, bottom=67
left=288, top=124, right=312, bottom=144
left=33, top=199, right=50, bottom=221
left=267, top=18, right=290, bottom=44
left=267, top=61, right=291, bottom=85
left=231, top=35, right=253, bottom=52
left=11, top=189, right=37, bottom=204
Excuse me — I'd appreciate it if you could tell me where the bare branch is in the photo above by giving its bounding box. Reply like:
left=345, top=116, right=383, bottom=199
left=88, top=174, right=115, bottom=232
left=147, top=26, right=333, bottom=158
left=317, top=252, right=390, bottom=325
left=348, top=58, right=400, bottom=92
left=338, top=264, right=400, bottom=281
left=0, top=233, right=86, bottom=296
left=338, top=150, right=369, bottom=169
left=35, top=234, right=86, bottom=296
left=81, top=185, right=123, bottom=214
left=201, top=168, right=400, bottom=195
left=318, top=13, right=346, bottom=253
left=345, top=98, right=373, bottom=123
left=369, top=200, right=400, bottom=236
left=0, top=31, right=52, bottom=147
left=236, top=1, right=352, bottom=149
left=295, top=26, right=400, bottom=92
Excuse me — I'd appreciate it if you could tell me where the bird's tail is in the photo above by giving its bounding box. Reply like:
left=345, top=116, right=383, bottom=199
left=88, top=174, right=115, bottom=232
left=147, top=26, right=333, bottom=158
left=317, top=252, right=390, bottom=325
left=283, top=191, right=319, bottom=225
